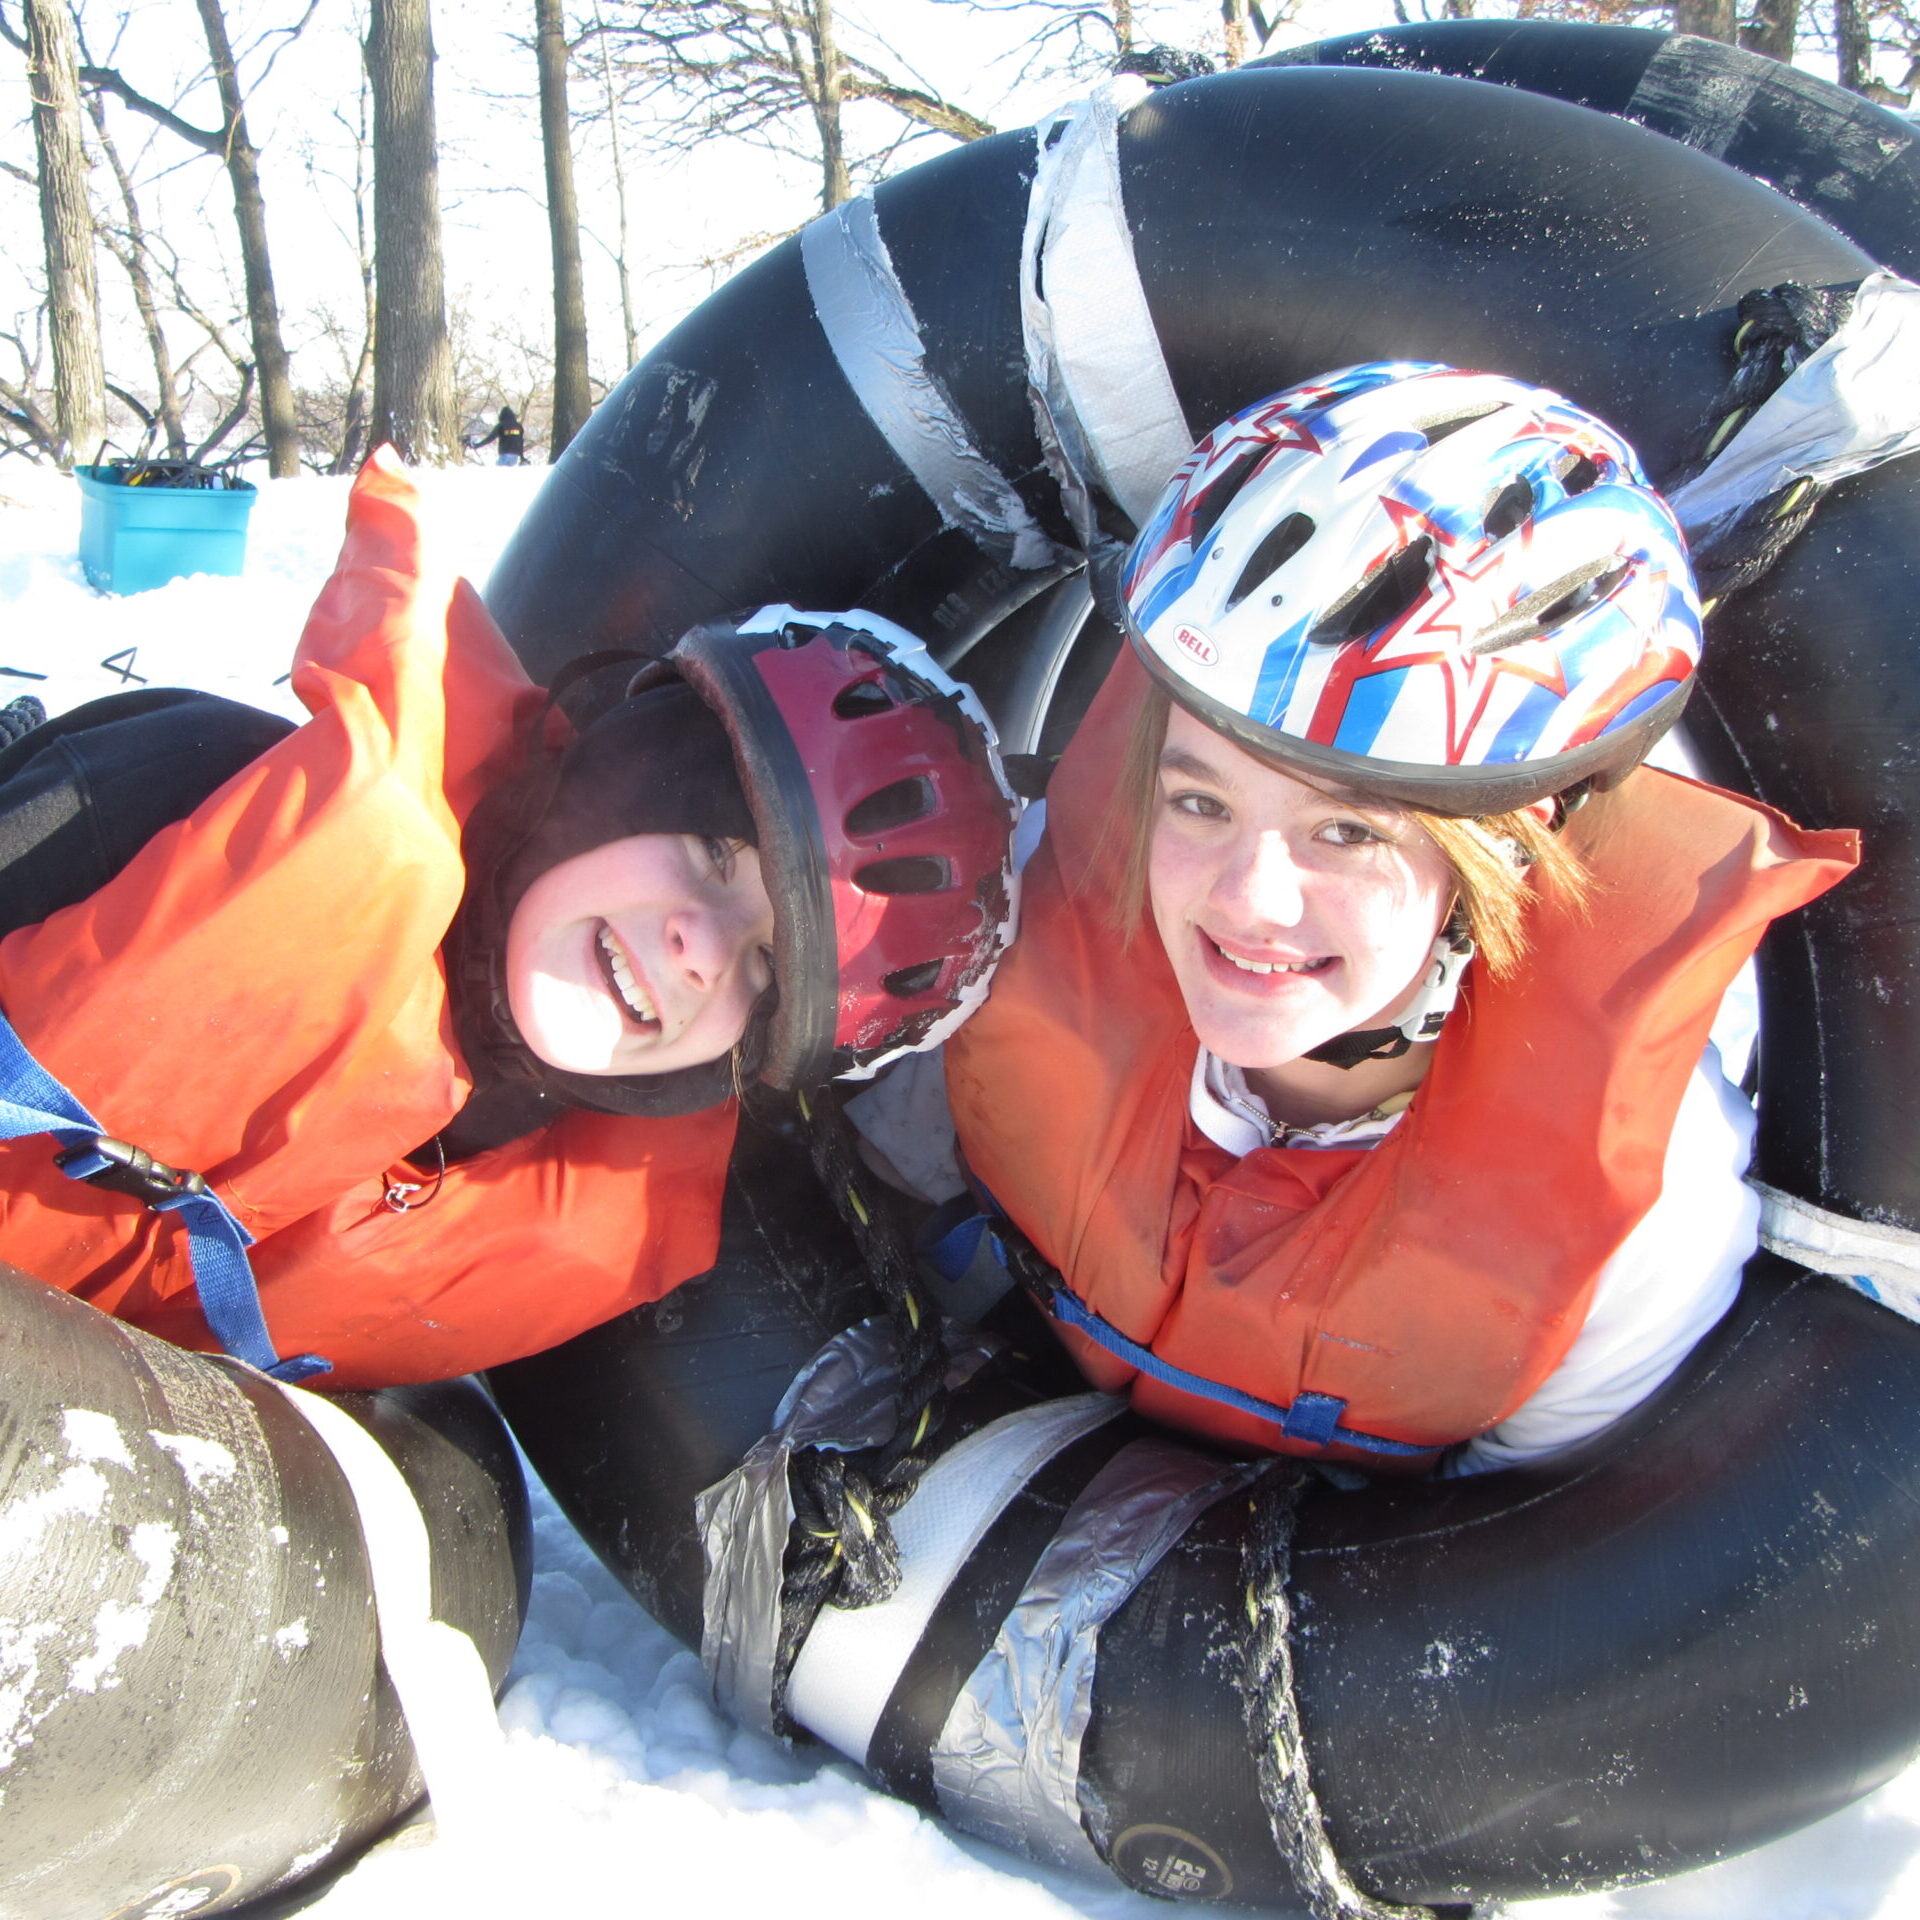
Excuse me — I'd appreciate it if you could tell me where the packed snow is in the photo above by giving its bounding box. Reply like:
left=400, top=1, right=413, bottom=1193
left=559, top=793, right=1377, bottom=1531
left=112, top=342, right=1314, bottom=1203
left=4, top=462, right=1919, bottom=1920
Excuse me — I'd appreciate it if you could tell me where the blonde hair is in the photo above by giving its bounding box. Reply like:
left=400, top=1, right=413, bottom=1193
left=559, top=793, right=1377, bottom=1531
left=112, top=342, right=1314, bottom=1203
left=1096, top=684, right=1590, bottom=980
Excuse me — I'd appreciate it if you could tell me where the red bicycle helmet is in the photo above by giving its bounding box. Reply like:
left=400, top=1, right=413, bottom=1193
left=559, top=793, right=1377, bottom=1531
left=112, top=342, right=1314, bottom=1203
left=665, top=608, right=1020, bottom=1089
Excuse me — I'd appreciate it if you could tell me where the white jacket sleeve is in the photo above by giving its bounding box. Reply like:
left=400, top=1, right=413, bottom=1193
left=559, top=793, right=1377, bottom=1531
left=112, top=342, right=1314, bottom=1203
left=1448, top=1041, right=1756, bottom=1475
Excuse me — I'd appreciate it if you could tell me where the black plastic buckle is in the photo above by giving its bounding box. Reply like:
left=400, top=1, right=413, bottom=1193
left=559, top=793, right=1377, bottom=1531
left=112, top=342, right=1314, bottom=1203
left=55, top=1134, right=210, bottom=1207
left=995, top=1226, right=1067, bottom=1319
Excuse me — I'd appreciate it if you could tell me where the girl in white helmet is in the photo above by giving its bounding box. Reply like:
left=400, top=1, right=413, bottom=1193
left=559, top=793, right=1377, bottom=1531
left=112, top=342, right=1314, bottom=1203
left=940, top=364, right=1855, bottom=1474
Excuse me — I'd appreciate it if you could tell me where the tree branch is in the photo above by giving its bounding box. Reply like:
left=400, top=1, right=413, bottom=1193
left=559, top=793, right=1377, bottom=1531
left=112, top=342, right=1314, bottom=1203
left=842, top=67, right=994, bottom=140
left=78, top=63, right=221, bottom=153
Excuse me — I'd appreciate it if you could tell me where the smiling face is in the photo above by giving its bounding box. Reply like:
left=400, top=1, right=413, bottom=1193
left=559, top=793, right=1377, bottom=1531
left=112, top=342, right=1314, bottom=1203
left=504, top=832, right=776, bottom=1077
left=1148, top=704, right=1455, bottom=1076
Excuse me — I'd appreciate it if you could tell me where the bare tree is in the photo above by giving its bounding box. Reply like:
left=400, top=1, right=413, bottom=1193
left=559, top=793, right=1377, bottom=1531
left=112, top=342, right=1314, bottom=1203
left=1740, top=0, right=1800, bottom=59
left=537, top=0, right=591, bottom=453
left=72, top=3, right=312, bottom=476
left=589, top=2, right=639, bottom=370
left=1672, top=0, right=1736, bottom=38
left=193, top=0, right=299, bottom=474
left=0, top=314, right=64, bottom=461
left=366, top=0, right=458, bottom=462
left=1836, top=0, right=1875, bottom=90
left=17, top=0, right=105, bottom=465
left=606, top=1, right=995, bottom=216
left=83, top=84, right=186, bottom=457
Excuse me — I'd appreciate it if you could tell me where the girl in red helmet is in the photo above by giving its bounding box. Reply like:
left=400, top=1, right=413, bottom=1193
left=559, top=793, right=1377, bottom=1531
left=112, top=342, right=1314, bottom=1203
left=934, top=368, right=1858, bottom=1475
left=0, top=452, right=1018, bottom=1390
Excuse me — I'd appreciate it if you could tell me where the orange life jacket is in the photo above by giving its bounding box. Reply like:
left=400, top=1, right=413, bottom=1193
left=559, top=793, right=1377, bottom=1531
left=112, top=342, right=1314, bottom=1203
left=945, top=653, right=1858, bottom=1467
left=0, top=454, right=737, bottom=1390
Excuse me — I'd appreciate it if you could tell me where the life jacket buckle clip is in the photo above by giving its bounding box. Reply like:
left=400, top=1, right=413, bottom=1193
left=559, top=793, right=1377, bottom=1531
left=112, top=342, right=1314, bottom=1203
left=55, top=1133, right=211, bottom=1208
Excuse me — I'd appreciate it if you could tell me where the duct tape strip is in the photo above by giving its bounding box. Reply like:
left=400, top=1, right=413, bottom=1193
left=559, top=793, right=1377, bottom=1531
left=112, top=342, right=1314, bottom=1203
left=1668, top=271, right=1920, bottom=536
left=1755, top=1180, right=1920, bottom=1324
left=263, top=1379, right=508, bottom=1849
left=1022, top=78, right=1195, bottom=559
left=1627, top=35, right=1910, bottom=200
left=695, top=1317, right=1001, bottom=1738
left=931, top=1437, right=1262, bottom=1874
left=1624, top=35, right=1765, bottom=160
left=802, top=195, right=1062, bottom=571
left=786, top=1391, right=1124, bottom=1765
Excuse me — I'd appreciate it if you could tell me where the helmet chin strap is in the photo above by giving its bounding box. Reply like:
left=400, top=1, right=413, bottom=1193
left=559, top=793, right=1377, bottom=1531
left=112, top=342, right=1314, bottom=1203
left=1303, top=917, right=1476, bottom=1071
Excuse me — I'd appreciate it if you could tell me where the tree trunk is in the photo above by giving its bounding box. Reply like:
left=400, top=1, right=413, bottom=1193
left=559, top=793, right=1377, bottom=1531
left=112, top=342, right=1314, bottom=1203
left=195, top=0, right=299, bottom=476
left=366, top=0, right=457, bottom=463
left=1222, top=0, right=1250, bottom=65
left=1672, top=0, right=1737, bottom=41
left=808, top=0, right=849, bottom=211
left=24, top=0, right=104, bottom=467
left=537, top=0, right=591, bottom=455
left=1113, top=0, right=1135, bottom=55
left=1836, top=0, right=1874, bottom=93
left=1739, top=0, right=1799, bottom=62
left=85, top=91, right=186, bottom=457
left=593, top=13, right=638, bottom=371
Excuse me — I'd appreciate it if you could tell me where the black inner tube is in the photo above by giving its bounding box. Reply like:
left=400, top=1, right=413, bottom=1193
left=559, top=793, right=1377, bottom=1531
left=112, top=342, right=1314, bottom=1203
left=488, top=52, right=1920, bottom=1910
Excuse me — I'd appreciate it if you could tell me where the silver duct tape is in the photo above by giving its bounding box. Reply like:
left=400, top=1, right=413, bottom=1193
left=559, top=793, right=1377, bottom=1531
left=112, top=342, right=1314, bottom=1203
left=1021, top=80, right=1194, bottom=539
left=1668, top=271, right=1920, bottom=535
left=1625, top=35, right=1763, bottom=161
left=788, top=1392, right=1125, bottom=1763
left=695, top=1317, right=999, bottom=1737
left=1628, top=36, right=1909, bottom=203
left=1755, top=1179, right=1920, bottom=1323
left=932, top=1437, right=1262, bottom=1873
left=802, top=195, right=1061, bottom=572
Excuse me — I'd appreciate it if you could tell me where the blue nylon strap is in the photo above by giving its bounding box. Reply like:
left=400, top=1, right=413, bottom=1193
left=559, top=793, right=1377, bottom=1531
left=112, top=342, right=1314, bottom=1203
left=954, top=1181, right=1432, bottom=1461
left=0, top=1008, right=329, bottom=1383
left=1034, top=1274, right=1432, bottom=1459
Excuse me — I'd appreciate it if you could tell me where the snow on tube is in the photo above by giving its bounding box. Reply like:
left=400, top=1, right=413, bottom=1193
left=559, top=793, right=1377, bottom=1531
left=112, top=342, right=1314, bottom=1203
left=1263, top=19, right=1920, bottom=279
left=487, top=55, right=1920, bottom=1908
left=1, top=1268, right=530, bottom=1920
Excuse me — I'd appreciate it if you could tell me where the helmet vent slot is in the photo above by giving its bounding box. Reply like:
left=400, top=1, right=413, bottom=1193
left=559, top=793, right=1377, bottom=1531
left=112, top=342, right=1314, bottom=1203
left=846, top=777, right=935, bottom=837
left=1483, top=478, right=1535, bottom=542
left=1469, top=559, right=1630, bottom=654
left=1188, top=446, right=1273, bottom=548
left=856, top=855, right=952, bottom=895
left=1309, top=537, right=1433, bottom=645
left=1228, top=512, right=1315, bottom=610
left=833, top=680, right=897, bottom=720
left=883, top=960, right=945, bottom=999
left=1415, top=402, right=1503, bottom=445
left=1558, top=452, right=1601, bottom=496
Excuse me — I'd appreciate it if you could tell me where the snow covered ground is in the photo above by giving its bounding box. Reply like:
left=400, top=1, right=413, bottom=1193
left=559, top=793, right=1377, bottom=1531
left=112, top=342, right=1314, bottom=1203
left=5, top=462, right=1920, bottom=1920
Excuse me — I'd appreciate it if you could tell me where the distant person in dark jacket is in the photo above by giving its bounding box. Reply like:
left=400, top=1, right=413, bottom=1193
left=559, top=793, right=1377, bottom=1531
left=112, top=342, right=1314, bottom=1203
left=471, top=407, right=526, bottom=466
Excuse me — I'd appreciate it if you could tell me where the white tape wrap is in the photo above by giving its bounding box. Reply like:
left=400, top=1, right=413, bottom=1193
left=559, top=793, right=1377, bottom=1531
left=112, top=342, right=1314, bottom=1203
left=267, top=1383, right=508, bottom=1847
left=1755, top=1180, right=1920, bottom=1324
left=803, top=194, right=1061, bottom=570
left=1669, top=270, right=1920, bottom=535
left=1022, top=78, right=1194, bottom=532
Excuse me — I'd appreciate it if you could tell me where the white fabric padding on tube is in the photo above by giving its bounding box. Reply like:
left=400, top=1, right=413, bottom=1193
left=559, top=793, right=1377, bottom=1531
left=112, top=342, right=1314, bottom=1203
left=1669, top=271, right=1920, bottom=535
left=1755, top=1180, right=1920, bottom=1324
left=269, top=1381, right=508, bottom=1848
left=786, top=1392, right=1123, bottom=1765
left=1023, top=79, right=1194, bottom=526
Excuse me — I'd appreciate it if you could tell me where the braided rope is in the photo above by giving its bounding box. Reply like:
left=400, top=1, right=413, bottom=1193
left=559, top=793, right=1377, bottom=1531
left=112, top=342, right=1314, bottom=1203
left=767, top=1085, right=961, bottom=1733
left=1679, top=281, right=1858, bottom=610
left=1240, top=1466, right=1443, bottom=1920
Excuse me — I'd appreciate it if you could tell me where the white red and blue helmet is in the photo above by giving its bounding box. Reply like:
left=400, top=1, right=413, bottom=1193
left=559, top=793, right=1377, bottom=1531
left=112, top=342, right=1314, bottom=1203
left=1120, top=363, right=1703, bottom=815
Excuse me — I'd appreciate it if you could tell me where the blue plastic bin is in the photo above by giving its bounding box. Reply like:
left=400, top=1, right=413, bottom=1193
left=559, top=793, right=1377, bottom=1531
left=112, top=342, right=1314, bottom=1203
left=75, top=466, right=257, bottom=595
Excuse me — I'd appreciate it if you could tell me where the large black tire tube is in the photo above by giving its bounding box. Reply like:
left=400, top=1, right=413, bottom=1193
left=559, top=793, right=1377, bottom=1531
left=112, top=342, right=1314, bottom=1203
left=1, top=1269, right=530, bottom=1920
left=1263, top=20, right=1920, bottom=278
left=489, top=53, right=1920, bottom=1909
